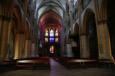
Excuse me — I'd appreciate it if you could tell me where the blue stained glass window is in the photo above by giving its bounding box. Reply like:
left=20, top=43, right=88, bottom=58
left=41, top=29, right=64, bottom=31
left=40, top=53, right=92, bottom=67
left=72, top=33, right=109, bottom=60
left=50, top=38, right=54, bottom=42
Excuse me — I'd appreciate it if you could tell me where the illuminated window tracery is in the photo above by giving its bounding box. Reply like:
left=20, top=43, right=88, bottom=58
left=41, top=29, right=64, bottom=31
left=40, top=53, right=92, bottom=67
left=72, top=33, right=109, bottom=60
left=45, top=38, right=48, bottom=42
left=55, top=38, right=58, bottom=42
left=50, top=45, right=54, bottom=54
left=50, top=29, right=54, bottom=37
left=55, top=29, right=58, bottom=36
left=50, top=38, right=54, bottom=42
left=45, top=30, right=49, bottom=36
left=44, top=28, right=59, bottom=43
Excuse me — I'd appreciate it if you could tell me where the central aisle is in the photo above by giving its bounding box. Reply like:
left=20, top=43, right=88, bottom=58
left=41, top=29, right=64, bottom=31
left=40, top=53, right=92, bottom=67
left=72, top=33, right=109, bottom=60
left=50, top=58, right=71, bottom=76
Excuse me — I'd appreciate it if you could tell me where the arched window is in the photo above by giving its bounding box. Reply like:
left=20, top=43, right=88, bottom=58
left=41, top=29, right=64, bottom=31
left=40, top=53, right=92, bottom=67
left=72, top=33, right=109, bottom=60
left=55, top=38, right=59, bottom=42
left=45, top=29, right=49, bottom=36
left=50, top=29, right=54, bottom=37
left=44, top=28, right=59, bottom=43
left=55, top=29, right=58, bottom=36
left=45, top=38, right=48, bottom=42
left=50, top=45, right=54, bottom=54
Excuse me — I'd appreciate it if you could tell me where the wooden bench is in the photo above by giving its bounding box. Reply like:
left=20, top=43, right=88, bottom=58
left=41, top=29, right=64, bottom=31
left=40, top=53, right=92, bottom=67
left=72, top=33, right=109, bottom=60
left=16, top=57, right=50, bottom=69
left=54, top=57, right=98, bottom=68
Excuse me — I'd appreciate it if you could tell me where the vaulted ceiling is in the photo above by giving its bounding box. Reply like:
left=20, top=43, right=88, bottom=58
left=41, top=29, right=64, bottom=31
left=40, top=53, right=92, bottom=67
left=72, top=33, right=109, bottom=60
left=28, top=0, right=77, bottom=39
left=35, top=0, right=66, bottom=24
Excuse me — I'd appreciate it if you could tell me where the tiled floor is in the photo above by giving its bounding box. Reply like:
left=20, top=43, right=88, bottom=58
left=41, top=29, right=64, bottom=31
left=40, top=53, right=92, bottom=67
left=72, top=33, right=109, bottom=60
left=0, top=58, right=115, bottom=76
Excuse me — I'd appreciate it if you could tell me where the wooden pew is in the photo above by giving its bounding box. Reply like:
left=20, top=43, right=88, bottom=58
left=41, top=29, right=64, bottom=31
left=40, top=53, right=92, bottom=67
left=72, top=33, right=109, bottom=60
left=16, top=57, right=50, bottom=69
left=54, top=57, right=98, bottom=68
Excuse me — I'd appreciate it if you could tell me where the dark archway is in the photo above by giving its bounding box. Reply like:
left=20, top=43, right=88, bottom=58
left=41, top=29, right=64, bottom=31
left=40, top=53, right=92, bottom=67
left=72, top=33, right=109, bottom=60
left=71, top=24, right=80, bottom=58
left=85, top=10, right=98, bottom=59
left=107, top=0, right=115, bottom=58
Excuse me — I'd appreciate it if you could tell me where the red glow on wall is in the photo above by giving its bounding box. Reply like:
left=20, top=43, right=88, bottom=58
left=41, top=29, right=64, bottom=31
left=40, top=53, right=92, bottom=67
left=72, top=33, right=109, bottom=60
left=39, top=11, right=62, bottom=45
left=39, top=11, right=62, bottom=28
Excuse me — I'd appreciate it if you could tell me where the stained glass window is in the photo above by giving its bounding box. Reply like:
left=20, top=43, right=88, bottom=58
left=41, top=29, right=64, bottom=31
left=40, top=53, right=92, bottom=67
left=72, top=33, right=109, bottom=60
left=55, top=30, right=58, bottom=36
left=45, top=28, right=59, bottom=43
left=50, top=29, right=54, bottom=37
left=50, top=38, right=54, bottom=42
left=45, top=30, right=49, bottom=36
left=55, top=38, right=59, bottom=42
left=45, top=38, right=48, bottom=42
left=50, top=46, right=54, bottom=54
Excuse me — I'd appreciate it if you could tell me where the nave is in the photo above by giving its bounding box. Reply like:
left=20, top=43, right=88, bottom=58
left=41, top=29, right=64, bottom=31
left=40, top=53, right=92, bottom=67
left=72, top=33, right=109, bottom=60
left=0, top=0, right=115, bottom=76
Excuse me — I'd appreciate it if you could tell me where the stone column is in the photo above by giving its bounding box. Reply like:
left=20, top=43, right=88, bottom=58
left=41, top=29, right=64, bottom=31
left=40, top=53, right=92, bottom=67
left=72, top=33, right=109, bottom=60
left=97, top=21, right=113, bottom=60
left=35, top=40, right=39, bottom=57
left=80, top=33, right=89, bottom=58
left=24, top=40, right=29, bottom=58
left=14, top=34, right=20, bottom=59
left=25, top=39, right=35, bottom=58
left=14, top=33, right=25, bottom=59
left=0, top=0, right=14, bottom=61
left=7, top=19, right=14, bottom=59
left=0, top=5, right=2, bottom=36
left=0, top=20, right=9, bottom=60
left=31, top=43, right=35, bottom=57
left=94, top=0, right=113, bottom=61
left=77, top=1, right=89, bottom=59
left=66, top=43, right=73, bottom=57
left=28, top=40, right=32, bottom=58
left=0, top=5, right=2, bottom=58
left=19, top=33, right=25, bottom=59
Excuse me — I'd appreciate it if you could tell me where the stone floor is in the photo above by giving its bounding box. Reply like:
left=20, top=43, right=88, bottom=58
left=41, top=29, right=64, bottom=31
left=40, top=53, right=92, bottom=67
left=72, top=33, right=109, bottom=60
left=0, top=58, right=115, bottom=76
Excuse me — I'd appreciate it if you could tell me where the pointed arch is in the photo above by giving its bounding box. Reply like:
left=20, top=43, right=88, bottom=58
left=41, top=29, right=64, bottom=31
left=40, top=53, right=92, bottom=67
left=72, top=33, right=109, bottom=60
left=83, top=9, right=98, bottom=59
